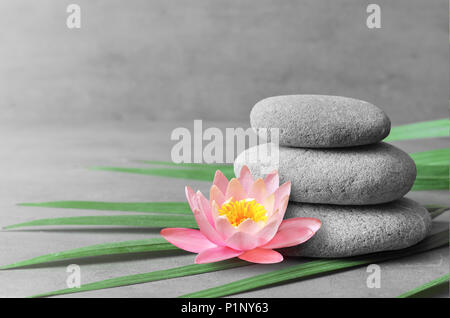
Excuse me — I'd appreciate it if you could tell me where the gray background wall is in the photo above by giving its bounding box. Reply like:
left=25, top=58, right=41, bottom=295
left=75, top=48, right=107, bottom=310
left=1, top=0, right=448, bottom=125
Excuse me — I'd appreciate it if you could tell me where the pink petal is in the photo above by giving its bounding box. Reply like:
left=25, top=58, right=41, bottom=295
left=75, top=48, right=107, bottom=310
left=213, top=170, right=229, bottom=195
left=273, top=182, right=291, bottom=209
left=278, top=217, right=322, bottom=233
left=210, top=185, right=225, bottom=207
left=195, top=246, right=242, bottom=264
left=185, top=186, right=198, bottom=211
left=238, top=248, right=283, bottom=264
left=255, top=196, right=290, bottom=245
left=266, top=195, right=290, bottom=225
left=262, top=217, right=321, bottom=249
left=225, top=178, right=247, bottom=201
left=263, top=193, right=275, bottom=216
left=248, top=178, right=267, bottom=204
left=272, top=194, right=290, bottom=222
left=264, top=171, right=279, bottom=195
left=215, top=215, right=236, bottom=240
left=263, top=228, right=314, bottom=249
left=160, top=228, right=217, bottom=253
left=225, top=231, right=259, bottom=251
left=236, top=218, right=263, bottom=234
left=238, top=165, right=254, bottom=194
left=255, top=218, right=280, bottom=246
left=192, top=207, right=224, bottom=246
left=196, top=191, right=214, bottom=227
left=211, top=201, right=221, bottom=222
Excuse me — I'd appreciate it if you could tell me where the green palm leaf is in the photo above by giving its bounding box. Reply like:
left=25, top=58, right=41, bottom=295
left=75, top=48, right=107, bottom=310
left=3, top=214, right=197, bottom=230
left=2, top=207, right=443, bottom=270
left=141, top=160, right=234, bottom=172
left=18, top=201, right=191, bottom=215
left=412, top=148, right=449, bottom=191
left=0, top=238, right=182, bottom=270
left=415, top=165, right=448, bottom=177
left=397, top=273, right=449, bottom=298
left=31, top=230, right=447, bottom=298
left=412, top=177, right=448, bottom=191
left=91, top=166, right=235, bottom=181
left=425, top=205, right=450, bottom=219
left=384, top=119, right=449, bottom=141
left=88, top=120, right=449, bottom=183
left=411, top=148, right=449, bottom=166
left=30, top=259, right=249, bottom=298
left=89, top=148, right=448, bottom=191
left=7, top=203, right=444, bottom=231
left=180, top=230, right=448, bottom=298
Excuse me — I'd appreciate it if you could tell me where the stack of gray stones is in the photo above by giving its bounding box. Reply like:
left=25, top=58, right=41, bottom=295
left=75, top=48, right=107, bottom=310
left=234, top=95, right=431, bottom=258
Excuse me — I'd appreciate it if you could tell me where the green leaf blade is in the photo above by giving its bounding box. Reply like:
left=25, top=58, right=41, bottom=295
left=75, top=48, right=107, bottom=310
left=0, top=238, right=181, bottom=270
left=3, top=207, right=443, bottom=270
left=18, top=201, right=192, bottom=215
left=385, top=119, right=449, bottom=141
left=181, top=259, right=367, bottom=298
left=30, top=259, right=249, bottom=298
left=397, top=273, right=449, bottom=298
left=91, top=166, right=235, bottom=181
left=425, top=205, right=449, bottom=219
left=410, top=148, right=449, bottom=191
left=4, top=214, right=198, bottom=230
left=412, top=177, right=449, bottom=191
left=141, top=160, right=234, bottom=172
left=27, top=229, right=449, bottom=298
left=411, top=148, right=449, bottom=166
left=180, top=231, right=449, bottom=298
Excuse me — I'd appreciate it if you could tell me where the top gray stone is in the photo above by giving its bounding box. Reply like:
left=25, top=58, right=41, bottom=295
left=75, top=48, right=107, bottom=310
left=250, top=95, right=391, bottom=148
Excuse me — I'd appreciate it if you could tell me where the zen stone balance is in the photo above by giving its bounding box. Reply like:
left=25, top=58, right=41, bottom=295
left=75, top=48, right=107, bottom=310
left=234, top=94, right=431, bottom=257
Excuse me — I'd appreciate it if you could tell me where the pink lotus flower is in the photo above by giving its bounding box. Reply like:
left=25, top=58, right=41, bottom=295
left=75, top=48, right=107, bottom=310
left=161, top=166, right=321, bottom=264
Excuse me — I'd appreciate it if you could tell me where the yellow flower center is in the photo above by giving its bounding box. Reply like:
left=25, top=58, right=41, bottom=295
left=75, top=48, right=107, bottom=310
left=218, top=199, right=267, bottom=227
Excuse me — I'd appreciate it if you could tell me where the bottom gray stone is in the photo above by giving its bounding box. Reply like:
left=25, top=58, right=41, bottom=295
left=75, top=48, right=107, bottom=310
left=281, top=198, right=432, bottom=258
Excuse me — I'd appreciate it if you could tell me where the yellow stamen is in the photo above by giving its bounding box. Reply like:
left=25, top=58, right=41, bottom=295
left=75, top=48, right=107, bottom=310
left=218, top=198, right=267, bottom=227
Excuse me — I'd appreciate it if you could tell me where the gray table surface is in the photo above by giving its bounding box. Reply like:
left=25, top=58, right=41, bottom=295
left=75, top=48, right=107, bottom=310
left=0, top=120, right=448, bottom=298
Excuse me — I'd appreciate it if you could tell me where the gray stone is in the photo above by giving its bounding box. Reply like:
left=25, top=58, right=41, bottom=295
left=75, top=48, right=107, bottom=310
left=234, top=142, right=416, bottom=205
left=250, top=95, right=391, bottom=148
left=281, top=198, right=432, bottom=258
